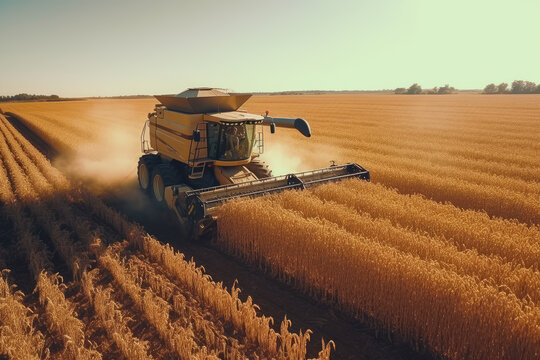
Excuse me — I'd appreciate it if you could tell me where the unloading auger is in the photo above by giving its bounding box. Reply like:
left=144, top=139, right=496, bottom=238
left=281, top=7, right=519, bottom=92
left=137, top=88, right=369, bottom=238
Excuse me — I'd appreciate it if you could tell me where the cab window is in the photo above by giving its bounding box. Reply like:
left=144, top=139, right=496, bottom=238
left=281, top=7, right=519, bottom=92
left=216, top=123, right=255, bottom=161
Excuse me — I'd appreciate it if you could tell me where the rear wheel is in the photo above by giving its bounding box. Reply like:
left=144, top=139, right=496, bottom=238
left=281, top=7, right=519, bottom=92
left=138, top=154, right=160, bottom=193
left=138, top=162, right=150, bottom=191
left=246, top=159, right=272, bottom=179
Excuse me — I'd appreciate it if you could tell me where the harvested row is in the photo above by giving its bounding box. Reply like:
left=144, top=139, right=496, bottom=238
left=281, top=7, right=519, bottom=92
left=0, top=113, right=231, bottom=358
left=71, top=192, right=331, bottom=358
left=216, top=198, right=540, bottom=360
left=274, top=191, right=540, bottom=303
left=0, top=114, right=91, bottom=277
left=0, top=157, right=13, bottom=203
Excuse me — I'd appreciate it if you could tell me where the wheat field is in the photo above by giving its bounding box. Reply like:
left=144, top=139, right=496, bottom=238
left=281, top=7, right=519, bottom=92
left=0, top=112, right=330, bottom=360
left=1, top=94, right=539, bottom=359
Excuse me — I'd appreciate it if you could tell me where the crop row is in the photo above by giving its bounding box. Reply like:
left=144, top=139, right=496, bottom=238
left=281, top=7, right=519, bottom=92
left=0, top=272, right=46, bottom=359
left=3, top=98, right=539, bottom=224
left=246, top=95, right=540, bottom=223
left=216, top=188, right=540, bottom=360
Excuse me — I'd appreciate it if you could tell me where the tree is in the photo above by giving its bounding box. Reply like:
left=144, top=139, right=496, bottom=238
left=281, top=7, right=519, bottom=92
left=536, top=84, right=540, bottom=94
left=407, top=83, right=422, bottom=94
left=394, top=88, right=407, bottom=94
left=497, top=83, right=508, bottom=94
left=511, top=80, right=525, bottom=94
left=523, top=81, right=537, bottom=94
left=438, top=84, right=456, bottom=94
left=483, top=84, right=497, bottom=94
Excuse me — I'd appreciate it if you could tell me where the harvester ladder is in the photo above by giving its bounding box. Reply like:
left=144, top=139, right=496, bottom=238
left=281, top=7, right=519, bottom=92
left=188, top=122, right=209, bottom=179
left=255, top=127, right=264, bottom=154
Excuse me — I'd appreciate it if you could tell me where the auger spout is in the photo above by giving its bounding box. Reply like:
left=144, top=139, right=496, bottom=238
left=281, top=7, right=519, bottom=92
left=262, top=116, right=312, bottom=137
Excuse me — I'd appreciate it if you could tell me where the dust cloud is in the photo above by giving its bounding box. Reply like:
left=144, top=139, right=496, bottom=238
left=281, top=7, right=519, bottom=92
left=259, top=142, right=303, bottom=176
left=50, top=101, right=147, bottom=195
left=54, top=124, right=139, bottom=192
left=259, top=136, right=345, bottom=176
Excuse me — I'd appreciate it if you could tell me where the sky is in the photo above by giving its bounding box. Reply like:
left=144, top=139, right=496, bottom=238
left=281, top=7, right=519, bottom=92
left=0, top=0, right=539, bottom=97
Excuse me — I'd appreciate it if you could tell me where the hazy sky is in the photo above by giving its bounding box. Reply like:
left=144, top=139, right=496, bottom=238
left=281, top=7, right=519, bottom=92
left=0, top=0, right=538, bottom=96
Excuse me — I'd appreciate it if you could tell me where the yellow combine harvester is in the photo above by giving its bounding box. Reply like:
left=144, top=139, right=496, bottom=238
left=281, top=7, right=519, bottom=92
left=138, top=88, right=369, bottom=238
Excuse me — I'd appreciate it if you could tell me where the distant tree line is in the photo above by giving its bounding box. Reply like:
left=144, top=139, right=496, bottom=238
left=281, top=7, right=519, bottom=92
left=483, top=80, right=540, bottom=94
left=394, top=84, right=456, bottom=95
left=0, top=93, right=60, bottom=102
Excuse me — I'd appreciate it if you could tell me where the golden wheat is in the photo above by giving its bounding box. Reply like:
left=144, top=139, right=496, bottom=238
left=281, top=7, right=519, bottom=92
left=3, top=94, right=538, bottom=359
left=81, top=270, right=153, bottom=360
left=4, top=96, right=539, bottom=223
left=312, top=180, right=540, bottom=269
left=98, top=251, right=213, bottom=359
left=0, top=271, right=46, bottom=360
left=0, top=108, right=329, bottom=359
left=274, top=190, right=540, bottom=303
left=216, top=197, right=540, bottom=359
left=36, top=271, right=101, bottom=360
left=0, top=113, right=68, bottom=189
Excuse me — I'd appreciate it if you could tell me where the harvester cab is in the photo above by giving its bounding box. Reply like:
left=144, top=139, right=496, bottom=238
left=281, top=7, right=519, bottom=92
left=138, top=88, right=369, bottom=238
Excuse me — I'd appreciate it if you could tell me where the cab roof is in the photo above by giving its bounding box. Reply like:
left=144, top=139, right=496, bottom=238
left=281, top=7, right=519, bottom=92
left=204, top=111, right=263, bottom=123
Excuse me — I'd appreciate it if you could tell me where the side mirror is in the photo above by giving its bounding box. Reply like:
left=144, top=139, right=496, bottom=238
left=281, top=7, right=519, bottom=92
left=193, top=130, right=201, bottom=142
left=270, top=123, right=276, bottom=134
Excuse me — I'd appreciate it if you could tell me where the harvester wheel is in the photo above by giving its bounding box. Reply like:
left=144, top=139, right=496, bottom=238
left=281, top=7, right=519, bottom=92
left=246, top=159, right=273, bottom=179
left=138, top=154, right=160, bottom=193
left=151, top=164, right=183, bottom=204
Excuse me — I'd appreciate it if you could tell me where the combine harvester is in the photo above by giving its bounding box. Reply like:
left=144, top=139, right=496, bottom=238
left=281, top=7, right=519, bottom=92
left=138, top=88, right=369, bottom=238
